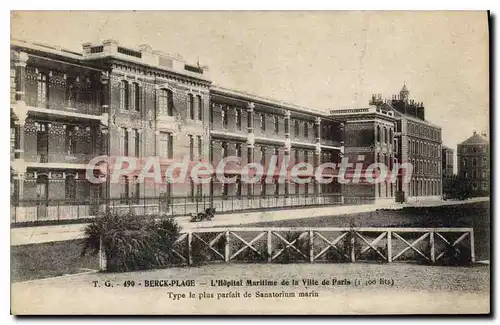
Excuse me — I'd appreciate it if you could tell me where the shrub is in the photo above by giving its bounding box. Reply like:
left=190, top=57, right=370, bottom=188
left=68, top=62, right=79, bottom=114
left=81, top=211, right=182, bottom=272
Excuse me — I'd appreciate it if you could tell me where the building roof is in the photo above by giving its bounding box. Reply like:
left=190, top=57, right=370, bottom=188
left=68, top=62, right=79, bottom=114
left=442, top=145, right=453, bottom=151
left=459, top=131, right=489, bottom=146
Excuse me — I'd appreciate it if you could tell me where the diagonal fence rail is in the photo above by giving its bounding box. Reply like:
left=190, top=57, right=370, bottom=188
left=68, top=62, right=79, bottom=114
left=98, top=227, right=475, bottom=270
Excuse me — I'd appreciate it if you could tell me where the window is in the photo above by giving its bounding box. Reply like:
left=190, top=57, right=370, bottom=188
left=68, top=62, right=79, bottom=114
left=188, top=94, right=194, bottom=120
left=190, top=178, right=195, bottom=201
left=260, top=113, right=266, bottom=132
left=189, top=135, right=194, bottom=160
left=304, top=123, right=309, bottom=138
left=65, top=175, right=76, bottom=200
left=197, top=136, right=202, bottom=159
left=236, top=177, right=242, bottom=197
left=36, top=122, right=49, bottom=162
left=274, top=115, right=279, bottom=134
left=294, top=150, right=300, bottom=164
left=121, top=176, right=130, bottom=202
left=134, top=129, right=140, bottom=157
left=134, top=176, right=140, bottom=203
left=37, top=72, right=48, bottom=108
left=159, top=131, right=173, bottom=158
left=222, top=106, right=228, bottom=129
left=120, top=80, right=129, bottom=110
left=197, top=183, right=202, bottom=198
left=304, top=151, right=309, bottom=163
left=274, top=178, right=279, bottom=196
left=196, top=95, right=203, bottom=120
left=294, top=120, right=299, bottom=137
left=121, top=128, right=129, bottom=156
left=65, top=125, right=77, bottom=155
left=462, top=158, right=468, bottom=168
left=261, top=146, right=266, bottom=165
left=274, top=147, right=279, bottom=167
left=158, top=88, right=173, bottom=116
left=236, top=108, right=242, bottom=130
left=222, top=142, right=228, bottom=158
left=482, top=157, right=487, bottom=167
left=472, top=158, right=477, bottom=167
left=236, top=143, right=242, bottom=158
left=131, top=82, right=140, bottom=112
left=376, top=125, right=381, bottom=142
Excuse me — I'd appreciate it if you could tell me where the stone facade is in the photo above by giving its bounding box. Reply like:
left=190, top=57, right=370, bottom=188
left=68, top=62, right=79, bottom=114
left=457, top=131, right=489, bottom=194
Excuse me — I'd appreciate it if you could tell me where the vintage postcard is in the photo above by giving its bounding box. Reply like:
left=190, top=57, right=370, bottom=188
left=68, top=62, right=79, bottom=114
left=10, top=11, right=490, bottom=315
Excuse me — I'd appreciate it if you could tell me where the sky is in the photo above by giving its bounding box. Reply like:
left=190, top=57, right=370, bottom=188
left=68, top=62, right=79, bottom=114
left=11, top=11, right=489, bottom=155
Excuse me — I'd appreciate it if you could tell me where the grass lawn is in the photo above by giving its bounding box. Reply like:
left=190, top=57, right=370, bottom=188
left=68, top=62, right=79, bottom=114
left=11, top=239, right=99, bottom=283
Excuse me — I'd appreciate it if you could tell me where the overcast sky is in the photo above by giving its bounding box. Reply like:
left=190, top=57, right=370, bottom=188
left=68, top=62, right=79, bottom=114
left=12, top=11, right=489, bottom=153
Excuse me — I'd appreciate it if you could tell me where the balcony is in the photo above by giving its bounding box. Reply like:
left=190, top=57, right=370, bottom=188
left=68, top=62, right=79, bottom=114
left=25, top=97, right=103, bottom=117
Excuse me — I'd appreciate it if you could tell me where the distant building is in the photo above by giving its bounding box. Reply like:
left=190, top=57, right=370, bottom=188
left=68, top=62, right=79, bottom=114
left=457, top=131, right=489, bottom=194
left=442, top=145, right=454, bottom=177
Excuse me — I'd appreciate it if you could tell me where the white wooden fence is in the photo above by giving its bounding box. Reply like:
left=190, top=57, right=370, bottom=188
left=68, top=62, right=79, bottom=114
left=99, top=227, right=475, bottom=270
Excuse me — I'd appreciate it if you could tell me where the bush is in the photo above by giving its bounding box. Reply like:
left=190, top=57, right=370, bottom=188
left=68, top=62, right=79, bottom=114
left=81, top=211, right=182, bottom=272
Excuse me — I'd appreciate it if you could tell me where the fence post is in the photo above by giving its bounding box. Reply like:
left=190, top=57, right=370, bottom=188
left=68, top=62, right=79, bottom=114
left=350, top=231, right=356, bottom=262
left=430, top=231, right=435, bottom=263
left=469, top=229, right=475, bottom=263
left=99, top=236, right=107, bottom=271
left=267, top=230, right=272, bottom=262
left=188, top=231, right=193, bottom=266
left=225, top=230, right=230, bottom=262
left=387, top=231, right=392, bottom=262
left=309, top=230, right=314, bottom=263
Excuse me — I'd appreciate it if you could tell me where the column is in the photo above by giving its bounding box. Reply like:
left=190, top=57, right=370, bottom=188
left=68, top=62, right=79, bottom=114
left=247, top=102, right=255, bottom=134
left=315, top=117, right=321, bottom=144
left=100, top=71, right=110, bottom=114
left=246, top=102, right=255, bottom=197
left=14, top=51, right=28, bottom=104
left=314, top=144, right=321, bottom=196
left=247, top=140, right=254, bottom=197
left=13, top=52, right=29, bottom=161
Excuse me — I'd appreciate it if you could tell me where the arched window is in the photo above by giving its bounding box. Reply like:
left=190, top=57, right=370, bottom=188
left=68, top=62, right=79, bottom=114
left=120, top=80, right=129, bottom=110
left=158, top=88, right=173, bottom=116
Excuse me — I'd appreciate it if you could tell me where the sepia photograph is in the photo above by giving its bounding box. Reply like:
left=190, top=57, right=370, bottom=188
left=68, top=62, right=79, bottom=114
left=9, top=10, right=490, bottom=315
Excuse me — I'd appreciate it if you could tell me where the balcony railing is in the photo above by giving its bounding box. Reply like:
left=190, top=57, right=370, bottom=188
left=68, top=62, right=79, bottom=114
left=25, top=97, right=102, bottom=116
